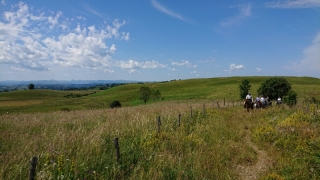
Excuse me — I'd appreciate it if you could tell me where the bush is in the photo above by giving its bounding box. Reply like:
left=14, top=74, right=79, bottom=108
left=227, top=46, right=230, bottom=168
left=110, top=100, right=121, bottom=109
left=283, top=90, right=297, bottom=105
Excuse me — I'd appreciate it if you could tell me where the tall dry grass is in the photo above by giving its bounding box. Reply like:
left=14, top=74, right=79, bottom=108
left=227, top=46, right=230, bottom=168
left=1, top=100, right=319, bottom=179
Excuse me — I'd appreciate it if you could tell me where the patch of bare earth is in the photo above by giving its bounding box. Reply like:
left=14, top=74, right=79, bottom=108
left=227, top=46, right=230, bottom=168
left=235, top=131, right=273, bottom=180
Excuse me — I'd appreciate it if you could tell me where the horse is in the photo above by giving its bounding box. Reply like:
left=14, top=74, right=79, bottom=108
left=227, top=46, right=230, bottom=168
left=244, top=99, right=254, bottom=113
left=254, top=100, right=262, bottom=109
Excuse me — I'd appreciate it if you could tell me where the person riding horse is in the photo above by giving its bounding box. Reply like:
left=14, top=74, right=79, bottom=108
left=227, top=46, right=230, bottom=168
left=245, top=92, right=254, bottom=112
left=255, top=95, right=261, bottom=109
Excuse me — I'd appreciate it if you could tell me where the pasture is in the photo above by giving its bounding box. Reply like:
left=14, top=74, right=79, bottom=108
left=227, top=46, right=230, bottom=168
left=1, top=76, right=320, bottom=179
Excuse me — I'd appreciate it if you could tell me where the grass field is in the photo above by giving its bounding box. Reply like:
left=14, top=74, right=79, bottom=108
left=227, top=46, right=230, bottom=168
left=1, top=76, right=319, bottom=114
left=1, top=76, right=320, bottom=179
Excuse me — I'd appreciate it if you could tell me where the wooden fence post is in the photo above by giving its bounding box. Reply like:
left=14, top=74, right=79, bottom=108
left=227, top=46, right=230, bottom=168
left=29, top=156, right=38, bottom=180
left=217, top=102, right=219, bottom=108
left=224, top=98, right=225, bottom=107
left=114, top=137, right=120, bottom=162
left=157, top=116, right=161, bottom=133
left=178, top=114, right=181, bottom=127
left=203, top=103, right=205, bottom=115
left=190, top=106, right=193, bottom=118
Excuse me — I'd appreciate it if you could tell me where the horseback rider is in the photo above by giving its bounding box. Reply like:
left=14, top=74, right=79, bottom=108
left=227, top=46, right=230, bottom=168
left=245, top=92, right=254, bottom=111
left=246, top=92, right=253, bottom=102
left=277, top=97, right=282, bottom=104
left=255, top=95, right=261, bottom=108
left=260, top=95, right=266, bottom=108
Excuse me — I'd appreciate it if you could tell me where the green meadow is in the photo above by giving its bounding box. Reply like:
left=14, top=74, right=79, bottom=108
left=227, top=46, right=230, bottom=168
left=1, top=76, right=319, bottom=114
left=1, top=76, right=320, bottom=179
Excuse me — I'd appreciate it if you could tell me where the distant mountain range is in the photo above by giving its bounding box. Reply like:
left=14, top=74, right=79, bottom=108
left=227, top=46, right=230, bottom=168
left=0, top=79, right=140, bottom=85
left=0, top=80, right=144, bottom=91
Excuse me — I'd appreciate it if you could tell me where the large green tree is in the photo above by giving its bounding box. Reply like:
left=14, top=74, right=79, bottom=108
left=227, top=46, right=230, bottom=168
left=28, top=84, right=35, bottom=90
left=139, top=87, right=162, bottom=104
left=139, top=86, right=151, bottom=104
left=239, top=79, right=251, bottom=99
left=257, top=77, right=292, bottom=100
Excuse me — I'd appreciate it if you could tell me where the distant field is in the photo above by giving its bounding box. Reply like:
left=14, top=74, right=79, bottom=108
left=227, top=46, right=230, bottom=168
left=0, top=76, right=319, bottom=114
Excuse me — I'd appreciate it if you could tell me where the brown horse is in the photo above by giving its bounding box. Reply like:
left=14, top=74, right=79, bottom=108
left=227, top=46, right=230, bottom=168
left=245, top=99, right=253, bottom=113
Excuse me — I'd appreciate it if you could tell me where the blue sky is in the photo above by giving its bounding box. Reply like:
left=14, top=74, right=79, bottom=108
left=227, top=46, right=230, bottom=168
left=0, top=0, right=319, bottom=81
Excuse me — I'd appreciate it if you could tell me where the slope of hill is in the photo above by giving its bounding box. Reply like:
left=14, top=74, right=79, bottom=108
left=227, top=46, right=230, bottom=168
left=0, top=76, right=319, bottom=114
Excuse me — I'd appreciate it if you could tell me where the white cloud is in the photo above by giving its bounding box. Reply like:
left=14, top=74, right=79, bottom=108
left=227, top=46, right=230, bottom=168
left=256, top=68, right=262, bottom=72
left=129, top=69, right=139, bottom=74
left=225, top=63, right=245, bottom=72
left=2, top=0, right=5, bottom=5
left=220, top=3, right=252, bottom=27
left=0, top=2, right=130, bottom=72
left=265, top=0, right=320, bottom=8
left=150, top=0, right=189, bottom=22
left=119, top=60, right=166, bottom=69
left=48, top=11, right=62, bottom=29
left=171, top=60, right=195, bottom=68
left=109, top=44, right=116, bottom=54
left=190, top=70, right=200, bottom=76
left=83, top=2, right=105, bottom=18
left=285, top=31, right=320, bottom=72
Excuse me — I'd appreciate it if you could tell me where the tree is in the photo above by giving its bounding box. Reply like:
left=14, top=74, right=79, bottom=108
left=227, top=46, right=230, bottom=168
left=28, top=84, right=35, bottom=90
left=139, top=87, right=162, bottom=104
left=150, top=89, right=161, bottom=101
left=139, top=86, right=151, bottom=104
left=257, top=77, right=291, bottom=100
left=239, top=79, right=251, bottom=99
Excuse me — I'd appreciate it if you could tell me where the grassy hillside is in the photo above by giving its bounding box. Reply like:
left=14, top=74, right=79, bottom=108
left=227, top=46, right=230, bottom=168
left=1, top=99, right=319, bottom=179
left=0, top=76, right=319, bottom=114
left=1, top=76, right=320, bottom=179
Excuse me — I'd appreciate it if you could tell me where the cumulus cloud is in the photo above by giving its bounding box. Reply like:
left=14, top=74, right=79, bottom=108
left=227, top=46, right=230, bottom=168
left=0, top=2, right=130, bottom=72
left=265, top=0, right=320, bottom=8
left=225, top=63, right=245, bottom=72
left=256, top=68, right=262, bottom=72
left=285, top=31, right=320, bottom=73
left=119, top=60, right=166, bottom=70
left=171, top=60, right=196, bottom=68
left=190, top=70, right=200, bottom=76
left=220, top=3, right=252, bottom=27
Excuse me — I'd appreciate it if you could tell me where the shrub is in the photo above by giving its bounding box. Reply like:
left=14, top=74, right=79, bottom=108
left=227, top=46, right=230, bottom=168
left=110, top=100, right=121, bottom=109
left=283, top=90, right=297, bottom=105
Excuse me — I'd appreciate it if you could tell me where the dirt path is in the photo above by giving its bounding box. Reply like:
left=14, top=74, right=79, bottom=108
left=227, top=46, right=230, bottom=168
left=235, top=132, right=273, bottom=180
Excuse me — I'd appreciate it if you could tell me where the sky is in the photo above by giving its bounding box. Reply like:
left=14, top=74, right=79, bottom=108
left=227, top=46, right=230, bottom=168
left=0, top=0, right=319, bottom=81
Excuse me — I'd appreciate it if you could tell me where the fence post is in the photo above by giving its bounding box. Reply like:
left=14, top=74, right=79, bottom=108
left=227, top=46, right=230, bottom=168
left=224, top=98, right=225, bottom=107
left=190, top=106, right=193, bottom=118
left=217, top=102, right=219, bottom=108
left=203, top=103, right=205, bottom=115
left=178, top=114, right=181, bottom=127
left=114, top=137, right=120, bottom=162
left=157, top=116, right=161, bottom=133
left=29, top=156, right=38, bottom=180
left=212, top=101, right=214, bottom=109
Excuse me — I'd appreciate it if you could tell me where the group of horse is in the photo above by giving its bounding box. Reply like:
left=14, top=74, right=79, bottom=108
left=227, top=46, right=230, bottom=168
left=244, top=99, right=272, bottom=113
